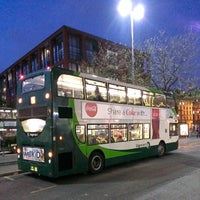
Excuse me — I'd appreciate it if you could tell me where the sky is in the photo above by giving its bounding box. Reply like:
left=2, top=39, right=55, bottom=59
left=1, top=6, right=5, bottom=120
left=0, top=0, right=200, bottom=73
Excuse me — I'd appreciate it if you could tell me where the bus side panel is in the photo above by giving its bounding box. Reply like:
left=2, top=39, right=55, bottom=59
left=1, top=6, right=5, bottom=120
left=165, top=140, right=179, bottom=152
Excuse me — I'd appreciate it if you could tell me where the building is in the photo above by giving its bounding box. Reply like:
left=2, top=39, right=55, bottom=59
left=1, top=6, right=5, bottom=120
left=0, top=25, right=150, bottom=108
left=0, top=107, right=17, bottom=150
left=178, top=98, right=200, bottom=131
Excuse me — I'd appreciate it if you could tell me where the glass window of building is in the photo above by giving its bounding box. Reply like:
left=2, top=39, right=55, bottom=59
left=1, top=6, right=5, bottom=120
left=53, top=34, right=64, bottom=63
left=8, top=72, right=13, bottom=88
left=41, top=44, right=50, bottom=69
left=22, top=60, right=30, bottom=75
left=15, top=65, right=21, bottom=80
left=86, top=38, right=98, bottom=63
left=69, top=63, right=80, bottom=72
left=31, top=52, right=39, bottom=72
left=69, top=34, right=81, bottom=61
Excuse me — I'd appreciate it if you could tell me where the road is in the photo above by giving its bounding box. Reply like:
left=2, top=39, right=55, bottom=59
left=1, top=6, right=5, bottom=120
left=0, top=137, right=200, bottom=200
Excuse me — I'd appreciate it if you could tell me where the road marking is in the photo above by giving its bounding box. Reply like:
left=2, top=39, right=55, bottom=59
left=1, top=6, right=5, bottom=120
left=31, top=185, right=56, bottom=194
left=4, top=176, right=14, bottom=181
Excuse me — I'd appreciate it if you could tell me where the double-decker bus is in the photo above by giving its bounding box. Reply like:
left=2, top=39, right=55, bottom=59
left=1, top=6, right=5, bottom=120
left=16, top=67, right=178, bottom=177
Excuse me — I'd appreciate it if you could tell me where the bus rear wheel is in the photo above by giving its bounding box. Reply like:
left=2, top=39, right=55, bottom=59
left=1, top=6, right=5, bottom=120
left=89, top=151, right=104, bottom=174
left=157, top=142, right=165, bottom=157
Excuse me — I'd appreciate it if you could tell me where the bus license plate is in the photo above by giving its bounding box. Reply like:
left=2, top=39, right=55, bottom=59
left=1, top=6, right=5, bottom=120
left=30, top=166, right=38, bottom=172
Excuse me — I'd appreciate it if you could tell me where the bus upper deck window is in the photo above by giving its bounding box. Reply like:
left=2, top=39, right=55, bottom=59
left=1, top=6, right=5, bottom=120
left=22, top=74, right=45, bottom=93
left=57, top=74, right=84, bottom=99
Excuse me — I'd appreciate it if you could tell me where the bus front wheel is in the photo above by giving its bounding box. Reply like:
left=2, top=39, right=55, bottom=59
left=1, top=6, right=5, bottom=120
left=157, top=142, right=165, bottom=157
left=89, top=151, right=104, bottom=174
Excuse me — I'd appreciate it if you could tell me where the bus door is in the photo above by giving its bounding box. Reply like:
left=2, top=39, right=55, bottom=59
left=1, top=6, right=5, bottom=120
left=74, top=125, right=88, bottom=171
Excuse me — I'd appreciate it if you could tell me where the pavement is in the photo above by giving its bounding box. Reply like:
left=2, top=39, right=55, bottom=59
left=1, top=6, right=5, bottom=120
left=0, top=153, right=19, bottom=177
left=0, top=136, right=200, bottom=178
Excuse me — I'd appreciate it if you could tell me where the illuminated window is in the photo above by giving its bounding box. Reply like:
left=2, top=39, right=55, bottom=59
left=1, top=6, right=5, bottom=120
left=87, top=124, right=108, bottom=145
left=129, top=124, right=143, bottom=140
left=109, top=84, right=126, bottom=104
left=76, top=125, right=86, bottom=143
left=85, top=79, right=107, bottom=101
left=127, top=88, right=142, bottom=105
left=110, top=124, right=127, bottom=142
left=57, top=74, right=83, bottom=99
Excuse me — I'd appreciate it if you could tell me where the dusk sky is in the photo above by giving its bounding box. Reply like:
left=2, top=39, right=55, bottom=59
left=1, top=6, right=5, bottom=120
left=1, top=0, right=200, bottom=72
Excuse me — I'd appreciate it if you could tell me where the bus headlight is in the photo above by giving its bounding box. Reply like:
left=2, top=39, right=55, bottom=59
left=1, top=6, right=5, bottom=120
left=45, top=93, right=50, bottom=99
left=21, top=118, right=46, bottom=133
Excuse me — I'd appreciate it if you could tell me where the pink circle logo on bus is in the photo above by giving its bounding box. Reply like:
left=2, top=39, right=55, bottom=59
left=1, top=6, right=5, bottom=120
left=85, top=103, right=98, bottom=117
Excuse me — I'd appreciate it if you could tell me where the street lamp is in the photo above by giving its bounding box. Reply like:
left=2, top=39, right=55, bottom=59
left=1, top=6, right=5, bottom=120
left=117, top=0, right=144, bottom=83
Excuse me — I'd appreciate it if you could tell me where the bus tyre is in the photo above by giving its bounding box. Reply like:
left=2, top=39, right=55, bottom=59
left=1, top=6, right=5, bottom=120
left=157, top=142, right=165, bottom=157
left=89, top=152, right=104, bottom=174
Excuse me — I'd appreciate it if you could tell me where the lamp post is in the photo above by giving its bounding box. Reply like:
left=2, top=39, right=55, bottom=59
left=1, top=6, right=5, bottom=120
left=117, top=0, right=144, bottom=83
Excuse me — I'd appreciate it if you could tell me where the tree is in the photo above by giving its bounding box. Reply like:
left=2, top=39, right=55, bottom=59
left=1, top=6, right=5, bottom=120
left=141, top=30, right=200, bottom=92
left=81, top=40, right=150, bottom=86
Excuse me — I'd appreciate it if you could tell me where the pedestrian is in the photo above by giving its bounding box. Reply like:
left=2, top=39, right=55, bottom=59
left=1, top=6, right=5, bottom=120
left=196, top=126, right=200, bottom=138
left=0, top=136, right=4, bottom=156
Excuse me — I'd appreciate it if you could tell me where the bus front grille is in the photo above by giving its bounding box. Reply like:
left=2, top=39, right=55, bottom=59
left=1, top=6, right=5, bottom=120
left=18, top=106, right=48, bottom=120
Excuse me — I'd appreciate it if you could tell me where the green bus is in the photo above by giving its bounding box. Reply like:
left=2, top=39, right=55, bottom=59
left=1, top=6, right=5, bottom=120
left=16, top=67, right=178, bottom=177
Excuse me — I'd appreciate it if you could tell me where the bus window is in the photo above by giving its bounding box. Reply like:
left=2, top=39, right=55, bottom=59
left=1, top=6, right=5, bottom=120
left=57, top=74, right=84, bottom=99
left=166, top=94, right=176, bottom=108
left=143, top=124, right=150, bottom=139
left=22, top=74, right=45, bottom=93
left=129, top=124, right=143, bottom=140
left=87, top=124, right=108, bottom=145
left=127, top=88, right=142, bottom=105
left=110, top=124, right=127, bottom=142
left=154, top=94, right=166, bottom=107
left=76, top=125, right=86, bottom=143
left=85, top=79, right=107, bottom=101
left=143, top=91, right=154, bottom=107
left=109, top=84, right=126, bottom=104
left=169, top=123, right=178, bottom=136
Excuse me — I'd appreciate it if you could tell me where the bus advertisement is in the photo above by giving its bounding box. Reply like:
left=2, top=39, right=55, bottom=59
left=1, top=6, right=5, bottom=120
left=16, top=67, right=178, bottom=177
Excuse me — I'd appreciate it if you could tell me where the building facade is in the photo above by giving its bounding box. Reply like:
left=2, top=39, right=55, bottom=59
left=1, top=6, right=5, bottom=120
left=0, top=107, right=17, bottom=150
left=178, top=98, right=200, bottom=131
left=0, top=25, right=150, bottom=108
